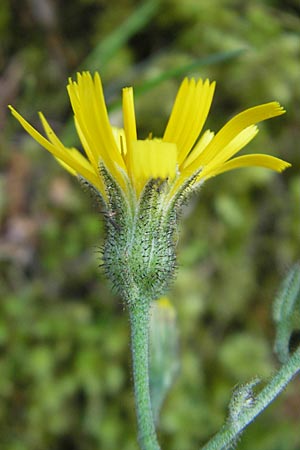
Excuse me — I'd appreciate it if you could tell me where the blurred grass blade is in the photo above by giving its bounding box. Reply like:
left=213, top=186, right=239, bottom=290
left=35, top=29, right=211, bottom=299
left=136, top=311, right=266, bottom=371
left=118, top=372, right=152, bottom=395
left=108, top=48, right=246, bottom=112
left=81, top=0, right=160, bottom=72
left=131, top=49, right=246, bottom=97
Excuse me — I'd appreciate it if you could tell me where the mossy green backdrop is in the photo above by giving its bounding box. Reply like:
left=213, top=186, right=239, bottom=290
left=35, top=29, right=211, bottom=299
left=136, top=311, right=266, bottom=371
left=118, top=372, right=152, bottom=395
left=1, top=0, right=300, bottom=449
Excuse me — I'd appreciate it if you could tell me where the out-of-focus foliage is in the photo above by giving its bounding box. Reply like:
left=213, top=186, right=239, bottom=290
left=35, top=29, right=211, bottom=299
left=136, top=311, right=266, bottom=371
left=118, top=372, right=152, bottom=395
left=1, top=0, right=300, bottom=449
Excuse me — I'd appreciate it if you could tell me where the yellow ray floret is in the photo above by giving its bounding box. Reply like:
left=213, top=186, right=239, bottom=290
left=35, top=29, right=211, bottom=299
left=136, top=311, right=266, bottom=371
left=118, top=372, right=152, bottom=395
left=67, top=72, right=126, bottom=189
left=182, top=129, right=215, bottom=169
left=9, top=71, right=290, bottom=202
left=163, top=78, right=216, bottom=165
left=197, top=125, right=259, bottom=179
left=130, top=140, right=177, bottom=195
left=203, top=154, right=290, bottom=179
left=9, top=105, right=102, bottom=191
left=186, top=102, right=285, bottom=172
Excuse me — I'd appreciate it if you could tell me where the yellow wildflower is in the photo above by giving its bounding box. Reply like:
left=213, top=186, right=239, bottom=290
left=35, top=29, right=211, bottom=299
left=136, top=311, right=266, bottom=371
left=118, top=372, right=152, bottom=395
left=9, top=72, right=290, bottom=199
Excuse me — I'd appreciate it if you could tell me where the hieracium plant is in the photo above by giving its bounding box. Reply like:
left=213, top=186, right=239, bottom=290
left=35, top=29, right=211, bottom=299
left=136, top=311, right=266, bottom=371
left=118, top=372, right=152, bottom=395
left=10, top=72, right=300, bottom=450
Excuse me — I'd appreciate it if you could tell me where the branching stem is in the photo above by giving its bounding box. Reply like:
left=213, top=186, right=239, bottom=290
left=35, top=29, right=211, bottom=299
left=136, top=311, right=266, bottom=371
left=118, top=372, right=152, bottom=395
left=202, top=348, right=300, bottom=450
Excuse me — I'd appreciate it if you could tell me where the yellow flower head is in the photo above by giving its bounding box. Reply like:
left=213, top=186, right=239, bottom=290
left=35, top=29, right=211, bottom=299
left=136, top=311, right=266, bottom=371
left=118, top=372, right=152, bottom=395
left=9, top=71, right=290, bottom=200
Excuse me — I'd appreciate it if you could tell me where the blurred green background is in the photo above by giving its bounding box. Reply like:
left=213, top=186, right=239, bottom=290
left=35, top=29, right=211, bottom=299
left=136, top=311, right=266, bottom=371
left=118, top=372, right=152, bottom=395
left=1, top=0, right=300, bottom=449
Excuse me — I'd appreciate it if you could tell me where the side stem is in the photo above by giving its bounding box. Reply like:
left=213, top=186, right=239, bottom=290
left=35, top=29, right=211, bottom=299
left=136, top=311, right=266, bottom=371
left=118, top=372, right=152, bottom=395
left=202, top=348, right=300, bottom=450
left=129, top=299, right=161, bottom=450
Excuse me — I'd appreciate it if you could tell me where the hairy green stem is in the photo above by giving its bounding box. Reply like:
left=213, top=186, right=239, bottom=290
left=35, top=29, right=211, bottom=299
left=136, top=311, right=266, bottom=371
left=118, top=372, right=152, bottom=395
left=129, top=300, right=161, bottom=450
left=202, top=348, right=300, bottom=450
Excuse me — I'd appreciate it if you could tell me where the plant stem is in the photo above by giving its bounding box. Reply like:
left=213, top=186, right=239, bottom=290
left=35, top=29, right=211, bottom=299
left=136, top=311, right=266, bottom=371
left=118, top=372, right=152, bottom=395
left=129, top=299, right=161, bottom=450
left=202, top=348, right=300, bottom=450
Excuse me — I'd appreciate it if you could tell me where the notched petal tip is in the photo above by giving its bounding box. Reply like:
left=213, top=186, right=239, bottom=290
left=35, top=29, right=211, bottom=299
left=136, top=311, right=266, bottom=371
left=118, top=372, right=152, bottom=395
left=122, top=86, right=134, bottom=94
left=264, top=101, right=286, bottom=118
left=204, top=154, right=291, bottom=180
left=276, top=160, right=292, bottom=172
left=122, top=85, right=137, bottom=147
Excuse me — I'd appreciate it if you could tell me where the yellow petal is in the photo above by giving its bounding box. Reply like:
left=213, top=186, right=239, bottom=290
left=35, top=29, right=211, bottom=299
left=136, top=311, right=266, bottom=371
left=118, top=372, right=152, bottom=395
left=122, top=86, right=138, bottom=175
left=67, top=74, right=99, bottom=169
left=122, top=87, right=137, bottom=144
left=199, top=125, right=259, bottom=177
left=111, top=127, right=127, bottom=156
left=202, top=154, right=291, bottom=180
left=164, top=78, right=197, bottom=158
left=38, top=112, right=100, bottom=183
left=93, top=72, right=126, bottom=170
left=67, top=73, right=127, bottom=189
left=72, top=116, right=99, bottom=170
left=130, top=140, right=177, bottom=195
left=163, top=78, right=215, bottom=165
left=188, top=102, right=285, bottom=172
left=39, top=114, right=97, bottom=179
left=177, top=79, right=215, bottom=165
left=163, top=77, right=189, bottom=143
left=182, top=129, right=215, bottom=169
left=9, top=105, right=101, bottom=190
left=55, top=147, right=104, bottom=194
